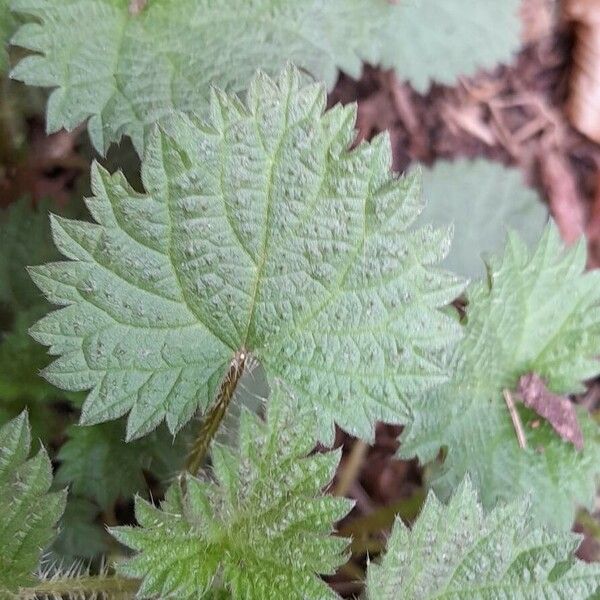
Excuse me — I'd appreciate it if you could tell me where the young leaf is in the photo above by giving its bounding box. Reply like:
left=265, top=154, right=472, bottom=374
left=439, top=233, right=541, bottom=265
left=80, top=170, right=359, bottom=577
left=10, top=0, right=521, bottom=153
left=30, top=67, right=464, bottom=442
left=0, top=412, right=66, bottom=595
left=401, top=224, right=600, bottom=528
left=111, top=387, right=353, bottom=600
left=55, top=419, right=185, bottom=509
left=417, top=159, right=548, bottom=279
left=366, top=478, right=600, bottom=599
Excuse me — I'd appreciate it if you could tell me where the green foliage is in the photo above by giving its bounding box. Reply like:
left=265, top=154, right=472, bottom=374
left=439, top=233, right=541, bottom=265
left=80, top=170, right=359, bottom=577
left=387, top=0, right=522, bottom=92
left=366, top=478, right=600, bottom=599
left=9, top=0, right=521, bottom=153
left=0, top=0, right=15, bottom=72
left=0, top=198, right=60, bottom=311
left=30, top=67, right=463, bottom=442
left=0, top=200, right=80, bottom=444
left=55, top=419, right=186, bottom=509
left=9, top=0, right=400, bottom=153
left=0, top=412, right=66, bottom=596
left=111, top=388, right=353, bottom=600
left=418, top=159, right=547, bottom=279
left=401, top=224, right=600, bottom=528
left=49, top=497, right=111, bottom=564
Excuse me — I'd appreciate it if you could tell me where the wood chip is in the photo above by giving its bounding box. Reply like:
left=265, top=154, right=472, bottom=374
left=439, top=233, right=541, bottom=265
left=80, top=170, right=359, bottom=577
left=518, top=373, right=584, bottom=451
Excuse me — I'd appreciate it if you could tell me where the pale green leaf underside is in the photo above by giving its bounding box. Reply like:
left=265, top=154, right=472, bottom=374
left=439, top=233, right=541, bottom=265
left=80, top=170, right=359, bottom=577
left=401, top=225, right=600, bottom=528
left=367, top=478, right=600, bottom=599
left=10, top=0, right=520, bottom=153
left=417, top=159, right=547, bottom=279
left=0, top=412, right=66, bottom=595
left=111, top=388, right=352, bottom=600
left=30, top=67, right=464, bottom=441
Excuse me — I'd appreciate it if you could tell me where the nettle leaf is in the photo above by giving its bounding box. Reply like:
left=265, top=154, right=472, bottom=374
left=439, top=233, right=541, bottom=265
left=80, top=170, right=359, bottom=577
left=30, top=67, right=463, bottom=442
left=386, top=0, right=522, bottom=92
left=9, top=0, right=399, bottom=153
left=418, top=159, right=548, bottom=279
left=0, top=412, right=66, bottom=595
left=366, top=478, right=600, bottom=599
left=55, top=419, right=185, bottom=509
left=111, top=387, right=353, bottom=600
left=401, top=224, right=600, bottom=528
left=10, top=0, right=520, bottom=153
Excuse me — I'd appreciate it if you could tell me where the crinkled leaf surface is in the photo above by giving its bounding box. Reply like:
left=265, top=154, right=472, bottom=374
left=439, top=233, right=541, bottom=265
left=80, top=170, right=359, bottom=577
left=367, top=478, right=600, bottom=599
left=418, top=159, right=547, bottom=279
left=30, top=68, right=463, bottom=442
left=10, top=0, right=520, bottom=153
left=111, top=388, right=353, bottom=600
left=55, top=419, right=186, bottom=509
left=401, top=225, right=600, bottom=528
left=0, top=412, right=66, bottom=595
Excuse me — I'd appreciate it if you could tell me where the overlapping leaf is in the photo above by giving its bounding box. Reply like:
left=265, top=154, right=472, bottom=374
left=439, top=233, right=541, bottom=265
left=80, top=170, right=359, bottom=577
left=55, top=419, right=186, bottom=509
left=401, top=224, right=600, bottom=528
left=385, top=0, right=522, bottom=92
left=111, top=388, right=353, bottom=600
left=367, top=478, right=600, bottom=599
left=10, top=0, right=521, bottom=153
left=418, top=159, right=548, bottom=279
left=0, top=412, right=65, bottom=596
left=30, top=67, right=464, bottom=442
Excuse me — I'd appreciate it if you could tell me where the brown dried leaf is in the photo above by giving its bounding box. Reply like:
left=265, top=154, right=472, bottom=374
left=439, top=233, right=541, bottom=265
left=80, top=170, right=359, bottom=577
left=518, top=373, right=584, bottom=450
left=565, top=0, right=600, bottom=142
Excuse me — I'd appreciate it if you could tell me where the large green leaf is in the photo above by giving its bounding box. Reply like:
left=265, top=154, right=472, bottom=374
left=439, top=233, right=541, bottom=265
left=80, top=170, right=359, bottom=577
left=0, top=412, right=66, bottom=596
left=401, top=224, right=600, bottom=528
left=111, top=388, right=352, bottom=599
left=367, top=478, right=600, bottom=599
left=418, top=159, right=548, bottom=279
left=30, top=67, right=464, bottom=442
left=10, top=0, right=521, bottom=153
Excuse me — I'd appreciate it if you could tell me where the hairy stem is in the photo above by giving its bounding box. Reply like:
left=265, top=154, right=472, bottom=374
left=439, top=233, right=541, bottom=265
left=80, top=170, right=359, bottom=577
left=185, top=349, right=248, bottom=476
left=18, top=575, right=139, bottom=599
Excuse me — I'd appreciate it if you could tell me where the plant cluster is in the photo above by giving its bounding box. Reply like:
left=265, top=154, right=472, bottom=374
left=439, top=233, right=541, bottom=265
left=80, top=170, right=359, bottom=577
left=1, top=1, right=600, bottom=599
